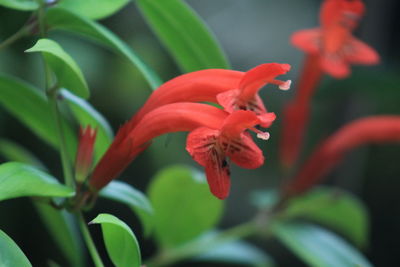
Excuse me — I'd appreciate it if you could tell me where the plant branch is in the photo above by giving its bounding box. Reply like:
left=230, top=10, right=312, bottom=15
left=36, top=0, right=75, bottom=188
left=78, top=212, right=105, bottom=267
left=0, top=27, right=29, bottom=51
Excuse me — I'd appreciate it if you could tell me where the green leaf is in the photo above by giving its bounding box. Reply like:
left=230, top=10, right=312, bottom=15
left=56, top=0, right=130, bottom=20
left=148, top=165, right=224, bottom=248
left=0, top=74, right=77, bottom=160
left=0, top=139, right=46, bottom=170
left=0, top=229, right=32, bottom=267
left=283, top=187, right=369, bottom=247
left=0, top=162, right=74, bottom=201
left=34, top=201, right=83, bottom=267
left=46, top=8, right=162, bottom=89
left=193, top=232, right=275, bottom=267
left=60, top=89, right=112, bottom=163
left=0, top=0, right=38, bottom=11
left=90, top=213, right=141, bottom=267
left=100, top=181, right=154, bottom=237
left=136, top=0, right=230, bottom=72
left=25, top=38, right=89, bottom=99
left=272, top=222, right=372, bottom=267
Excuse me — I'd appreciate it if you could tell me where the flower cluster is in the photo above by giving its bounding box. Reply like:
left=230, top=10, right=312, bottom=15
left=76, top=63, right=291, bottom=199
left=280, top=0, right=380, bottom=168
left=73, top=0, right=399, bottom=203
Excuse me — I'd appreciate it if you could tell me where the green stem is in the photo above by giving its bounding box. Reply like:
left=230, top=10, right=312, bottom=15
left=0, top=26, right=29, bottom=51
left=36, top=0, right=46, bottom=38
left=36, top=0, right=75, bottom=188
left=77, top=213, right=105, bottom=267
left=49, top=93, right=75, bottom=188
left=145, top=221, right=257, bottom=267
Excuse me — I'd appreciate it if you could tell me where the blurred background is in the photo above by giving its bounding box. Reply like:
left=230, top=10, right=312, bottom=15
left=0, top=0, right=399, bottom=266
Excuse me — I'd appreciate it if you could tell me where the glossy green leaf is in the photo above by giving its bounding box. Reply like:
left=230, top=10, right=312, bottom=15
left=56, top=0, right=130, bottom=20
left=193, top=232, right=275, bottom=267
left=0, top=74, right=77, bottom=160
left=34, top=201, right=83, bottom=267
left=0, top=230, right=32, bottom=267
left=46, top=8, right=162, bottom=89
left=90, top=213, right=141, bottom=267
left=0, top=139, right=46, bottom=170
left=272, top=222, right=372, bottom=267
left=148, top=165, right=224, bottom=248
left=283, top=187, right=369, bottom=247
left=100, top=181, right=153, bottom=237
left=136, top=0, right=230, bottom=72
left=0, top=162, right=74, bottom=201
left=0, top=0, right=38, bottom=10
left=26, top=38, right=89, bottom=99
left=60, top=89, right=112, bottom=163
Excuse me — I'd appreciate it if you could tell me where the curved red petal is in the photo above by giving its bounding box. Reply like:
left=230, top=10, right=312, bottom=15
left=225, top=133, right=264, bottom=169
left=186, top=127, right=219, bottom=166
left=220, top=110, right=260, bottom=139
left=205, top=150, right=231, bottom=200
left=345, top=37, right=380, bottom=65
left=291, top=29, right=321, bottom=55
left=257, top=112, right=276, bottom=128
left=238, top=63, right=291, bottom=101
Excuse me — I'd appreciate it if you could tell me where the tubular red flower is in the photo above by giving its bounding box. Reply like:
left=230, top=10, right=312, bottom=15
left=280, top=0, right=380, bottom=169
left=90, top=65, right=286, bottom=192
left=75, top=126, right=97, bottom=183
left=123, top=63, right=289, bottom=134
left=284, top=116, right=400, bottom=196
left=291, top=0, right=379, bottom=79
left=90, top=103, right=270, bottom=199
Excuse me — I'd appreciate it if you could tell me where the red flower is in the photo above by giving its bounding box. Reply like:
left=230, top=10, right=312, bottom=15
left=187, top=110, right=269, bottom=199
left=284, top=116, right=400, bottom=196
left=291, top=0, right=379, bottom=78
left=75, top=126, right=97, bottom=183
left=89, top=64, right=288, bottom=194
left=125, top=63, right=290, bottom=132
left=90, top=103, right=273, bottom=199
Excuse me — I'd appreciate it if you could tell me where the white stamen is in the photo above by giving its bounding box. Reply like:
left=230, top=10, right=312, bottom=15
left=279, top=80, right=292, bottom=90
left=257, top=132, right=270, bottom=140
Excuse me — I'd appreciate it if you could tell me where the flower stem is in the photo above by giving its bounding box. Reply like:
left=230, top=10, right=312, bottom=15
left=77, top=212, right=105, bottom=267
left=145, top=221, right=257, bottom=267
left=0, top=26, right=29, bottom=51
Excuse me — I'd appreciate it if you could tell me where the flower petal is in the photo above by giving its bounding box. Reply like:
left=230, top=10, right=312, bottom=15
left=320, top=52, right=350, bottom=78
left=238, top=63, right=291, bottom=101
left=224, top=133, right=264, bottom=169
left=345, top=37, right=380, bottom=65
left=186, top=127, right=231, bottom=199
left=186, top=127, right=219, bottom=166
left=291, top=29, right=321, bottom=54
left=220, top=110, right=261, bottom=139
left=205, top=151, right=231, bottom=200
